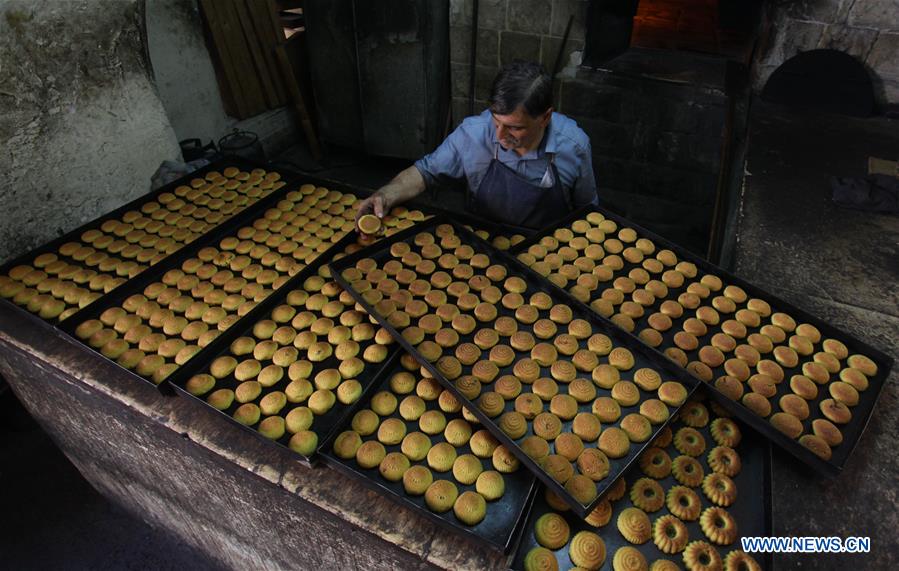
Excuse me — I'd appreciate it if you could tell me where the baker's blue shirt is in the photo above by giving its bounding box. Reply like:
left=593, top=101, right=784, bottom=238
left=414, top=109, right=597, bottom=208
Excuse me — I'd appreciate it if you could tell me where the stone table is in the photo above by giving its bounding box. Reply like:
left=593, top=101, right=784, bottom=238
left=0, top=307, right=513, bottom=571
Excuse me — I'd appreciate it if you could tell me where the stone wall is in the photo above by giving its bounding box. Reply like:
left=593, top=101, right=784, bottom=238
left=558, top=69, right=727, bottom=254
left=449, top=0, right=588, bottom=125
left=753, top=0, right=899, bottom=107
left=447, top=0, right=725, bottom=254
left=0, top=0, right=180, bottom=264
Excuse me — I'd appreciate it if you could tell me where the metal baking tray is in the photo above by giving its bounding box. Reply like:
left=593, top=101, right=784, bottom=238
left=511, top=400, right=773, bottom=570
left=0, top=157, right=291, bottom=325
left=56, top=167, right=411, bottom=388
left=329, top=216, right=702, bottom=518
left=163, top=233, right=400, bottom=466
left=510, top=205, right=893, bottom=476
left=321, top=349, right=540, bottom=553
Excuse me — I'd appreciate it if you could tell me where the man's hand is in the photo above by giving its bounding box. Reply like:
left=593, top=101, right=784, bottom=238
left=355, top=193, right=389, bottom=231
left=354, top=166, right=427, bottom=232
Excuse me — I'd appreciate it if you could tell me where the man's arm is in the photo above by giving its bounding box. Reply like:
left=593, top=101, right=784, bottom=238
left=571, top=141, right=598, bottom=207
left=355, top=165, right=426, bottom=224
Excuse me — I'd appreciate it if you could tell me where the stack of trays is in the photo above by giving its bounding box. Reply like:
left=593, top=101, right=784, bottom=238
left=330, top=218, right=703, bottom=517
left=323, top=349, right=538, bottom=552
left=512, top=398, right=771, bottom=570
left=511, top=207, right=893, bottom=475
left=0, top=159, right=287, bottom=323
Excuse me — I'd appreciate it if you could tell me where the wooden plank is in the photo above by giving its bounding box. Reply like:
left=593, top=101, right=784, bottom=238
left=264, top=0, right=322, bottom=160
left=244, top=0, right=289, bottom=106
left=199, top=0, right=249, bottom=118
left=232, top=0, right=280, bottom=109
left=218, top=0, right=267, bottom=117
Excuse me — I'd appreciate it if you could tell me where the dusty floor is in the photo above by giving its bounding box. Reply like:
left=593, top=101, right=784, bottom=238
left=733, top=101, right=899, bottom=570
left=1, top=100, right=896, bottom=569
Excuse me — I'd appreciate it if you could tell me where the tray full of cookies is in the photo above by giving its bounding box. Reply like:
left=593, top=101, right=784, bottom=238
left=510, top=206, right=893, bottom=476
left=56, top=170, right=434, bottom=386
left=329, top=217, right=702, bottom=518
left=321, top=349, right=539, bottom=553
left=511, top=396, right=772, bottom=571
left=0, top=157, right=291, bottom=325
left=162, top=235, right=401, bottom=465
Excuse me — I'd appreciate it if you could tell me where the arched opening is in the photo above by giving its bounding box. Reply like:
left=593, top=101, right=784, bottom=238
left=761, top=49, right=875, bottom=117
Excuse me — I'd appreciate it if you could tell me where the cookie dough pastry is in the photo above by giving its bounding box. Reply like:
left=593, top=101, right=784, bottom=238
left=569, top=530, right=606, bottom=569
left=572, top=412, right=602, bottom=441
left=723, top=551, right=762, bottom=571
left=682, top=540, right=722, bottom=570
left=710, top=418, right=742, bottom=447
left=473, top=470, right=505, bottom=502
left=611, top=381, right=640, bottom=407
left=634, top=368, right=662, bottom=391
left=799, top=434, right=833, bottom=460
left=492, top=444, right=520, bottom=473
left=577, top=447, right=610, bottom=482
left=653, top=514, right=689, bottom=554
left=535, top=512, right=571, bottom=549
left=598, top=427, right=630, bottom=458
left=288, top=429, right=317, bottom=454
left=355, top=440, right=387, bottom=469
left=612, top=546, right=647, bottom=571
left=672, top=456, right=704, bottom=487
left=639, top=447, right=672, bottom=479
left=424, top=479, right=458, bottom=514
left=233, top=403, right=261, bottom=426
left=812, top=418, right=843, bottom=447
left=357, top=214, right=381, bottom=235
left=523, top=547, right=559, bottom=571
left=621, top=413, right=652, bottom=442
left=741, top=392, right=772, bottom=418
left=769, top=412, right=803, bottom=438
left=667, top=485, right=702, bottom=521
left=554, top=432, right=585, bottom=461
left=630, top=477, right=665, bottom=512
left=674, top=427, right=707, bottom=457
left=592, top=397, right=621, bottom=424
left=707, top=446, right=741, bottom=477
left=618, top=507, right=652, bottom=545
left=541, top=454, right=574, bottom=484
left=658, top=382, right=688, bottom=407
left=699, top=507, right=738, bottom=545
left=702, top=472, right=737, bottom=507
left=498, top=411, right=528, bottom=439
left=379, top=452, right=411, bottom=482
left=452, top=490, right=487, bottom=526
left=469, top=429, right=499, bottom=458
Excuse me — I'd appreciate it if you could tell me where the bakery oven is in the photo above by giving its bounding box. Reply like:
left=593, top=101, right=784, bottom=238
left=583, top=0, right=764, bottom=64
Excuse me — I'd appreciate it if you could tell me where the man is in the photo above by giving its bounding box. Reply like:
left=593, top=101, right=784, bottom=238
left=356, top=61, right=597, bottom=230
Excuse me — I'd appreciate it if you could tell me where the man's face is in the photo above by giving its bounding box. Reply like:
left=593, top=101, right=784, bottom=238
left=491, top=105, right=552, bottom=154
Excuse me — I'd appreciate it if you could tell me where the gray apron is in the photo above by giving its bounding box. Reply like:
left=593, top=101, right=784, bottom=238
left=468, top=143, right=574, bottom=230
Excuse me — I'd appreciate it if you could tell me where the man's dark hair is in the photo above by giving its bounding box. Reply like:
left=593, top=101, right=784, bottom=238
left=489, top=61, right=552, bottom=117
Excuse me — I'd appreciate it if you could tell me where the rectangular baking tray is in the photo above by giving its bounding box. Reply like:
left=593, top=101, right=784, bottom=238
left=0, top=157, right=290, bottom=325
left=329, top=216, right=703, bottom=518
left=320, top=349, right=540, bottom=553
left=510, top=205, right=894, bottom=476
left=163, top=232, right=400, bottom=466
left=511, top=404, right=773, bottom=570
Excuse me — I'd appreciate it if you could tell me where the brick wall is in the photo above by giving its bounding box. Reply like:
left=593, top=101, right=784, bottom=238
left=449, top=0, right=588, bottom=125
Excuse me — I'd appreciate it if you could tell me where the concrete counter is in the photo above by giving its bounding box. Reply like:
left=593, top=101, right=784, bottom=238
left=0, top=307, right=510, bottom=571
